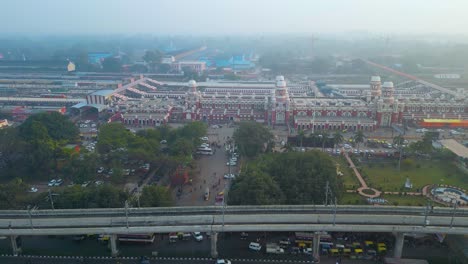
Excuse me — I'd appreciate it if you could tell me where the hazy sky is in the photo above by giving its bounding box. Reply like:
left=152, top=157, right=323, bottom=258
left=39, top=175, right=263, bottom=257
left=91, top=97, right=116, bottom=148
left=3, top=0, right=468, bottom=35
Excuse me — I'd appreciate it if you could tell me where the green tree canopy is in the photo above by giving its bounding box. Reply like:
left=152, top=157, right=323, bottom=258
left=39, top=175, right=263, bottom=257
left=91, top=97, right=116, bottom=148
left=229, top=151, right=341, bottom=205
left=233, top=122, right=274, bottom=158
left=139, top=185, right=173, bottom=207
left=19, top=112, right=78, bottom=142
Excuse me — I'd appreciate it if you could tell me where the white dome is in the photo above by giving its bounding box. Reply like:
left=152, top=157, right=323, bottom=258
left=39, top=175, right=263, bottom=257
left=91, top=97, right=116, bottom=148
left=382, top=82, right=394, bottom=88
left=371, top=76, right=381, bottom=82
left=188, top=80, right=197, bottom=87
left=276, top=80, right=287, bottom=87
left=276, top=75, right=285, bottom=82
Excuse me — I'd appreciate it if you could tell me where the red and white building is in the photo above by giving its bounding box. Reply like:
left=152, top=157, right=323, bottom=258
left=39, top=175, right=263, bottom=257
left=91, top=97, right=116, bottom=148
left=109, top=75, right=467, bottom=131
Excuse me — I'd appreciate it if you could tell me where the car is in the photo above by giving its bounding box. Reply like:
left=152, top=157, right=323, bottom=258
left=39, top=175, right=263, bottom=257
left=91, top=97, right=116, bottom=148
left=230, top=157, right=237, bottom=162
left=226, top=161, right=236, bottom=166
left=193, top=232, right=203, bottom=241
left=160, top=140, right=167, bottom=144
left=216, top=259, right=231, bottom=264
left=47, top=179, right=56, bottom=187
left=140, top=256, right=150, bottom=264
left=54, top=179, right=63, bottom=186
left=95, top=181, right=104, bottom=186
left=201, top=137, right=209, bottom=141
left=28, top=187, right=38, bottom=193
left=344, top=144, right=352, bottom=149
left=200, top=143, right=210, bottom=148
left=97, top=167, right=105, bottom=173
left=249, top=242, right=262, bottom=251
left=223, top=173, right=236, bottom=179
left=81, top=181, right=91, bottom=187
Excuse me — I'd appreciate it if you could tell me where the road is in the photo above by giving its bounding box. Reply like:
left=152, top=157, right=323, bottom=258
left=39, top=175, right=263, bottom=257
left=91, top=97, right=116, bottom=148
left=0, top=256, right=375, bottom=264
left=176, top=126, right=237, bottom=206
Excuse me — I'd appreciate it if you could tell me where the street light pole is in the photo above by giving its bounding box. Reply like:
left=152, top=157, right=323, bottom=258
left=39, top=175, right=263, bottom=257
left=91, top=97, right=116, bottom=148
left=125, top=200, right=129, bottom=229
left=27, top=205, right=33, bottom=229
left=48, top=189, right=55, bottom=210
left=333, top=197, right=337, bottom=226
left=450, top=201, right=457, bottom=228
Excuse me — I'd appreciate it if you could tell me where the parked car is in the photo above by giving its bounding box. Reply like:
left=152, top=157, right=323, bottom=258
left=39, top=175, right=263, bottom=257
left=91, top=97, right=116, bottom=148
left=28, top=187, right=38, bottom=193
left=193, top=232, right=203, bottom=242
left=223, top=173, right=236, bottom=179
left=201, top=137, right=209, bottom=141
left=216, top=259, right=231, bottom=264
left=249, top=242, right=262, bottom=251
left=226, top=161, right=237, bottom=166
left=47, top=179, right=56, bottom=187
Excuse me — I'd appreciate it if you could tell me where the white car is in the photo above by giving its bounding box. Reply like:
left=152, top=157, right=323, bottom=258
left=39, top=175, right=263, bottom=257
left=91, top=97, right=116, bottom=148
left=249, top=242, right=262, bottom=251
left=97, top=167, right=104, bottom=173
left=28, top=187, right=38, bottom=193
left=193, top=232, right=203, bottom=241
left=230, top=157, right=237, bottom=162
left=201, top=137, right=209, bottom=141
left=201, top=143, right=210, bottom=148
left=226, top=161, right=237, bottom=166
left=216, top=259, right=231, bottom=264
left=47, top=179, right=56, bottom=187
left=224, top=173, right=236, bottom=179
left=160, top=140, right=167, bottom=144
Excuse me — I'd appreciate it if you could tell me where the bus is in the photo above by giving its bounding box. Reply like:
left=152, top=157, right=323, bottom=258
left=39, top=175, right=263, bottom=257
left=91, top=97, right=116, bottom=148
left=117, top=233, right=155, bottom=243
left=197, top=147, right=213, bottom=155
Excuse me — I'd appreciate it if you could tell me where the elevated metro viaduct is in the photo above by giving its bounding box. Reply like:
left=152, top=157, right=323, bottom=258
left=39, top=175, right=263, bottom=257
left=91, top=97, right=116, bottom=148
left=1, top=205, right=467, bottom=259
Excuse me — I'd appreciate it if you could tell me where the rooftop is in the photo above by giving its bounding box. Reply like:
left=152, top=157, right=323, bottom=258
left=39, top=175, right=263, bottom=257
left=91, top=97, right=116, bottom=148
left=90, top=90, right=114, bottom=96
left=439, top=139, right=468, bottom=159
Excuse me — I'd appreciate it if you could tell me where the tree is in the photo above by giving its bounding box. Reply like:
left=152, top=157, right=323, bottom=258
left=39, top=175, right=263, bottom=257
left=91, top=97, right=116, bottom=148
left=102, top=57, right=122, bottom=72
left=297, top=130, right=305, bottom=148
left=233, top=122, right=274, bottom=158
left=142, top=50, right=163, bottom=72
left=353, top=130, right=365, bottom=151
left=97, top=123, right=133, bottom=154
left=229, top=166, right=285, bottom=205
left=139, top=185, right=173, bottom=207
left=229, top=151, right=341, bottom=205
left=321, top=131, right=330, bottom=152
left=19, top=112, right=78, bottom=142
left=333, top=131, right=344, bottom=152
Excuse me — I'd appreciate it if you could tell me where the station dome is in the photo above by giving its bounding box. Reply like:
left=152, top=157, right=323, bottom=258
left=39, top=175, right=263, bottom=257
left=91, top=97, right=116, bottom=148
left=276, top=80, right=287, bottom=88
left=188, top=80, right=197, bottom=87
left=276, top=75, right=285, bottom=82
left=382, top=82, right=394, bottom=89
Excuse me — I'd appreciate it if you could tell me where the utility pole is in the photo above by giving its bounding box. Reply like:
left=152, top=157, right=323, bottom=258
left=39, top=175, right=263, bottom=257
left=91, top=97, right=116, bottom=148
left=450, top=200, right=457, bottom=228
left=137, top=193, right=141, bottom=208
left=27, top=205, right=33, bottom=229
left=333, top=197, right=337, bottom=226
left=325, top=181, right=329, bottom=206
left=48, top=189, right=55, bottom=210
left=124, top=200, right=129, bottom=229
left=423, top=202, right=430, bottom=227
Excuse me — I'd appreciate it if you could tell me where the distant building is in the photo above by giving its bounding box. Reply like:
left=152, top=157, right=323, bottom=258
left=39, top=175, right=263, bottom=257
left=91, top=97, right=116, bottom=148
left=172, top=61, right=206, bottom=73
left=88, top=52, right=112, bottom=64
left=161, top=56, right=175, bottom=64
left=67, top=61, right=76, bottom=72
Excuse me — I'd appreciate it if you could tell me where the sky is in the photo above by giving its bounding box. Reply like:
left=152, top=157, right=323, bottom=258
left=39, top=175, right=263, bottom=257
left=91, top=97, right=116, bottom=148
left=2, top=0, right=468, bottom=35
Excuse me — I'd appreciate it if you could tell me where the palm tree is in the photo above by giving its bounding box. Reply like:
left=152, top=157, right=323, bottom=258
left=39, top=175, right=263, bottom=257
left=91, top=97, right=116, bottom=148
left=333, top=131, right=344, bottom=152
left=321, top=131, right=329, bottom=152
left=353, top=130, right=365, bottom=151
left=393, top=135, right=405, bottom=172
left=282, top=143, right=293, bottom=152
left=297, top=130, right=305, bottom=148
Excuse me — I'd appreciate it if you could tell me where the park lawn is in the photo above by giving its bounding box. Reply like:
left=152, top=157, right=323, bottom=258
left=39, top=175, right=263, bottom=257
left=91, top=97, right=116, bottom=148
left=381, top=194, right=431, bottom=207
left=340, top=192, right=367, bottom=205
left=362, top=160, right=468, bottom=192
left=333, top=157, right=361, bottom=190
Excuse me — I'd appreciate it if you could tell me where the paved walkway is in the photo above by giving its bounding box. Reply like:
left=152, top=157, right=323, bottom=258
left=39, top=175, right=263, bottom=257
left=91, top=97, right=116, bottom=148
left=343, top=152, right=381, bottom=198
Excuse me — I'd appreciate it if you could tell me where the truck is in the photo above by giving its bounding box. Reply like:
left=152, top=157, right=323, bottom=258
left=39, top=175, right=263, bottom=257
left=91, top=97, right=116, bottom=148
left=266, top=243, right=285, bottom=254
